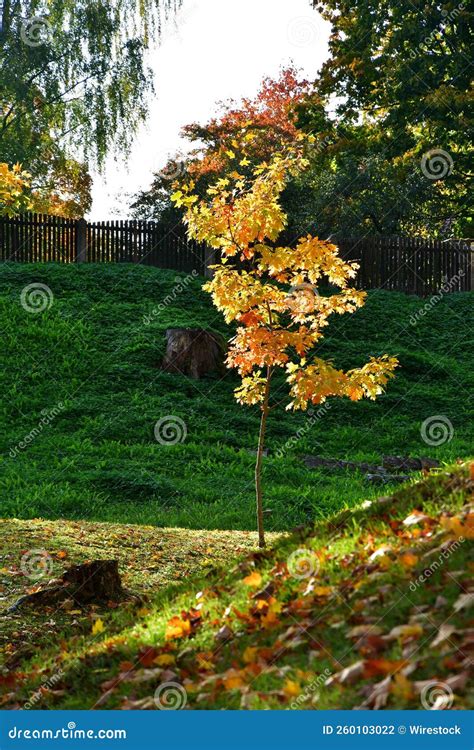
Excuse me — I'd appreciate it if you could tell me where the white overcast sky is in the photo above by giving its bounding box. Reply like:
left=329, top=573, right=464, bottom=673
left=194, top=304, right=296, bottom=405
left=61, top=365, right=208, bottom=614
left=89, top=0, right=330, bottom=218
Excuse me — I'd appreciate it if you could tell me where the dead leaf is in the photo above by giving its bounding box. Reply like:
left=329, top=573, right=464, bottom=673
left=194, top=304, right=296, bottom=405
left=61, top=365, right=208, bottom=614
left=215, top=625, right=233, bottom=643
left=243, top=647, right=258, bottom=664
left=363, top=659, right=407, bottom=678
left=431, top=624, right=457, bottom=648
left=391, top=672, right=414, bottom=702
left=388, top=623, right=423, bottom=640
left=453, top=592, right=474, bottom=613
left=403, top=511, right=430, bottom=526
left=348, top=625, right=384, bottom=638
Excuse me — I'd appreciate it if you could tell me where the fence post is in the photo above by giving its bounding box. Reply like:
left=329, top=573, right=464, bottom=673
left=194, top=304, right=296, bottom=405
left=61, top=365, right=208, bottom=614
left=470, top=244, right=474, bottom=292
left=75, top=218, right=87, bottom=263
left=204, top=246, right=217, bottom=279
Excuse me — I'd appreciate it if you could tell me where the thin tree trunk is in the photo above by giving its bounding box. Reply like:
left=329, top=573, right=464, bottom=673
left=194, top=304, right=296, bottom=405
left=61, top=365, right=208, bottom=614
left=255, top=368, right=271, bottom=548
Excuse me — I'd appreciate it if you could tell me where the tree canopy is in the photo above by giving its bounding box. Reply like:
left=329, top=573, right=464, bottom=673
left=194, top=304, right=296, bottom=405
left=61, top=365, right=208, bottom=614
left=305, top=0, right=473, bottom=237
left=0, top=0, right=181, bottom=215
left=135, top=3, right=471, bottom=238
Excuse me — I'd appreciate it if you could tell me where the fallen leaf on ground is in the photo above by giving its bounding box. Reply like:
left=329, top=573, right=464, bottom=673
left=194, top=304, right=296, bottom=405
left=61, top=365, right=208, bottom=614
left=243, top=571, right=262, bottom=587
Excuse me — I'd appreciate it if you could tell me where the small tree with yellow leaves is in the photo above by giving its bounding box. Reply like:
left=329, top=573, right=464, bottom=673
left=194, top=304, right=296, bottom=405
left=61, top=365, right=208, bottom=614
left=173, top=145, right=398, bottom=548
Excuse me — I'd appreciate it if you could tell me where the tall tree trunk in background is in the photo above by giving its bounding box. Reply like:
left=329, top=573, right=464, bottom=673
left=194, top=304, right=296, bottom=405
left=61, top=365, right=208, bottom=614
left=1, top=0, right=11, bottom=37
left=255, top=367, right=271, bottom=548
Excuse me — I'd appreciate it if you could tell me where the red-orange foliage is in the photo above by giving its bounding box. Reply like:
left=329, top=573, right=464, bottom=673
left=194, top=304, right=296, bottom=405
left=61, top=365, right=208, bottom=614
left=183, top=67, right=314, bottom=179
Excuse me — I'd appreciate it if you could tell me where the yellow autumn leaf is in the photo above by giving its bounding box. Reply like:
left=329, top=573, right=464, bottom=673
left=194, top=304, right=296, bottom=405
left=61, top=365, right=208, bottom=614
left=91, top=618, right=105, bottom=635
left=268, top=600, right=283, bottom=614
left=137, top=608, right=151, bottom=617
left=313, top=586, right=334, bottom=596
left=283, top=679, right=301, bottom=698
left=243, top=646, right=258, bottom=664
left=389, top=623, right=423, bottom=640
left=165, top=616, right=192, bottom=641
left=243, top=571, right=262, bottom=587
left=154, top=654, right=176, bottom=666
left=261, top=611, right=279, bottom=629
left=441, top=513, right=474, bottom=539
left=391, top=673, right=414, bottom=701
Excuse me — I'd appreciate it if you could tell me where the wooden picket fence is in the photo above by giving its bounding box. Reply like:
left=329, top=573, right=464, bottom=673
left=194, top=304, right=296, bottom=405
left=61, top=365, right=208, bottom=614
left=0, top=214, right=207, bottom=275
left=336, top=236, right=472, bottom=296
left=0, top=213, right=472, bottom=295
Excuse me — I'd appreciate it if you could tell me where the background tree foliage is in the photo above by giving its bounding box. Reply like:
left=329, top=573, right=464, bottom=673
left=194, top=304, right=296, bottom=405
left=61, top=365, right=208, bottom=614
left=0, top=0, right=181, bottom=216
left=0, top=161, right=31, bottom=215
left=132, top=68, right=316, bottom=224
left=304, top=0, right=473, bottom=237
left=135, top=3, right=471, bottom=239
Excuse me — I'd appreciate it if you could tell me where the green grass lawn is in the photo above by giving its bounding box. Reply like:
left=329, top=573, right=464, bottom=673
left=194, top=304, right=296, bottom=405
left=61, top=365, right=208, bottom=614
left=0, top=263, right=472, bottom=532
left=2, top=464, right=472, bottom=709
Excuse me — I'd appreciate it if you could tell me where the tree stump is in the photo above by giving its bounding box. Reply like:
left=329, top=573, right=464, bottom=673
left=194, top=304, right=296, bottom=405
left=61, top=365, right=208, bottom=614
left=62, top=560, right=123, bottom=603
left=161, top=328, right=226, bottom=379
left=4, top=560, right=124, bottom=613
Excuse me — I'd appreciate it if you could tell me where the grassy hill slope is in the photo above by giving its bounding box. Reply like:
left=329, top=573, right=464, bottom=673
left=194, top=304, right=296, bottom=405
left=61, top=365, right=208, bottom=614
left=1, top=464, right=472, bottom=709
left=0, top=263, right=473, bottom=531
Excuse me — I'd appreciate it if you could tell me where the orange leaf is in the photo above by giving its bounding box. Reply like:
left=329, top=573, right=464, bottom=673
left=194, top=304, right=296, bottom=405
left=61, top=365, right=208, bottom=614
left=261, top=611, right=280, bottom=629
left=239, top=311, right=263, bottom=327
left=243, top=571, right=262, bottom=587
left=283, top=679, right=301, bottom=698
left=165, top=616, right=192, bottom=641
left=119, top=661, right=135, bottom=673
left=399, top=553, right=419, bottom=568
left=363, top=659, right=407, bottom=678
left=223, top=669, right=245, bottom=690
left=138, top=647, right=159, bottom=667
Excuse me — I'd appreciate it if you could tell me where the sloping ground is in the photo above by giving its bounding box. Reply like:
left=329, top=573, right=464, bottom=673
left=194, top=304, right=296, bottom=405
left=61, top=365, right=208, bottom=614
left=0, top=263, right=473, bottom=532
left=0, top=521, right=281, bottom=678
left=1, top=464, right=472, bottom=710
